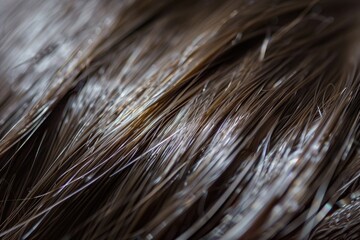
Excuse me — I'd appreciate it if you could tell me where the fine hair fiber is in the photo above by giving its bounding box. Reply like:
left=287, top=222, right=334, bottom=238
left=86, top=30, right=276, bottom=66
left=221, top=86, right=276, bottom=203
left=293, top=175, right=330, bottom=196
left=0, top=0, right=360, bottom=239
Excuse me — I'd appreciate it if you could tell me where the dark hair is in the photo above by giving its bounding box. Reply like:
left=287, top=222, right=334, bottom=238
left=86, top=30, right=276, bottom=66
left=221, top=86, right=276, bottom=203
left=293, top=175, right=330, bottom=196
left=0, top=0, right=359, bottom=239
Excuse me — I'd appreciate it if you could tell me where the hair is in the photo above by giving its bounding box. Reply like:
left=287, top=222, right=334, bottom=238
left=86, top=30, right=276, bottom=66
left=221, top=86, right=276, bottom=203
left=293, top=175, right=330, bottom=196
left=0, top=0, right=359, bottom=239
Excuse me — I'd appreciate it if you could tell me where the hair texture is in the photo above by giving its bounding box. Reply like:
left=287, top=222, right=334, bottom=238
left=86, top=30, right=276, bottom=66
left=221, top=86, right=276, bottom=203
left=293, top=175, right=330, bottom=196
left=0, top=0, right=360, bottom=239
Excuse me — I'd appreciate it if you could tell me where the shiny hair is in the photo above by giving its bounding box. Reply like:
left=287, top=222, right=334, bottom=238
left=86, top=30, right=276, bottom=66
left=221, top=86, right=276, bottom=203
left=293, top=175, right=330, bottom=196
left=0, top=0, right=359, bottom=239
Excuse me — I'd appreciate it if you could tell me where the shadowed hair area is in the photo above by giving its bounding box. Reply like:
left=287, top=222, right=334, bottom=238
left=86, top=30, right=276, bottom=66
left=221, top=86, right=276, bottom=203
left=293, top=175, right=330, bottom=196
left=0, top=0, right=360, bottom=239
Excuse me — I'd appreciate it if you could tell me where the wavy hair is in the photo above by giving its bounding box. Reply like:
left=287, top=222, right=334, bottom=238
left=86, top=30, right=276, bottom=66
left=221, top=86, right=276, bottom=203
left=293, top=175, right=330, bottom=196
left=0, top=0, right=359, bottom=239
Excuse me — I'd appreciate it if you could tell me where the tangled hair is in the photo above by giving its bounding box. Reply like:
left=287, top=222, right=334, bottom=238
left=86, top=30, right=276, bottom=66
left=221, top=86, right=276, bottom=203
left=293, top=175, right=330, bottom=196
left=0, top=0, right=359, bottom=239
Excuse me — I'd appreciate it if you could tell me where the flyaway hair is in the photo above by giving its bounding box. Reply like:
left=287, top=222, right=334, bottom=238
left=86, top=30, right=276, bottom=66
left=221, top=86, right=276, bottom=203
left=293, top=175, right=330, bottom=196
left=0, top=0, right=360, bottom=239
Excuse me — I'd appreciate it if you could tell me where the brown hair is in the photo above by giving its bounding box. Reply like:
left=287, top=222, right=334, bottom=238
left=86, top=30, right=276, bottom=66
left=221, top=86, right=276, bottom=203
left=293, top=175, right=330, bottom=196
left=0, top=0, right=359, bottom=239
